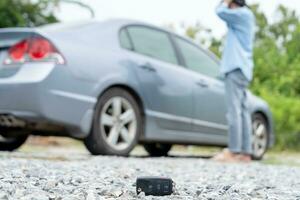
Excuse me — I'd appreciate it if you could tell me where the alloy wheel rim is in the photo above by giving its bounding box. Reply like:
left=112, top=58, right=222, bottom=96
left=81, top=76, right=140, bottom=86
left=100, top=97, right=137, bottom=151
left=0, top=133, right=15, bottom=143
left=252, top=119, right=268, bottom=158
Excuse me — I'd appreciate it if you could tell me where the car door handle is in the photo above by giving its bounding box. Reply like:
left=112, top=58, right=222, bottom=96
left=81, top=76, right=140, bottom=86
left=196, top=79, right=209, bottom=88
left=139, top=63, right=156, bottom=72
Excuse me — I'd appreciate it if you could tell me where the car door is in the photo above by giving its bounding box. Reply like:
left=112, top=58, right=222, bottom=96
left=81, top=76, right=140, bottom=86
left=120, top=26, right=194, bottom=132
left=174, top=36, right=228, bottom=135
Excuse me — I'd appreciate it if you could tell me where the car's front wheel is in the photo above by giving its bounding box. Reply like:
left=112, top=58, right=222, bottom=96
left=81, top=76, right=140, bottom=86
left=252, top=113, right=269, bottom=160
left=0, top=129, right=28, bottom=151
left=84, top=88, right=143, bottom=156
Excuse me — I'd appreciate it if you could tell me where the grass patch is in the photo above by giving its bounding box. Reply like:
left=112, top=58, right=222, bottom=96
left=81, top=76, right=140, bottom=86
left=262, top=150, right=300, bottom=167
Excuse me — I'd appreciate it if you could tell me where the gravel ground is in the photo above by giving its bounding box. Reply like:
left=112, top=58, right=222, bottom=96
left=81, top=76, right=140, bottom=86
left=0, top=150, right=300, bottom=200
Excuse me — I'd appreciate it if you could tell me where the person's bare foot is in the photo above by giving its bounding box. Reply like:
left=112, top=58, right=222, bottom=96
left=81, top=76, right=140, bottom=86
left=212, top=149, right=240, bottom=163
left=236, top=154, right=252, bottom=163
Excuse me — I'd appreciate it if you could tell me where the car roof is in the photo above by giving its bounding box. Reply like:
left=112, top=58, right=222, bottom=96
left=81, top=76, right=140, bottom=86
left=39, top=19, right=219, bottom=62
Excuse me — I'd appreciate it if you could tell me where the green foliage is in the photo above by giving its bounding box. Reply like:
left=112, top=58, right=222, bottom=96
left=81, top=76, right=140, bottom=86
left=245, top=5, right=300, bottom=150
left=259, top=89, right=300, bottom=150
left=185, top=24, right=203, bottom=39
left=0, top=0, right=59, bottom=28
left=250, top=4, right=268, bottom=40
left=185, top=4, right=300, bottom=150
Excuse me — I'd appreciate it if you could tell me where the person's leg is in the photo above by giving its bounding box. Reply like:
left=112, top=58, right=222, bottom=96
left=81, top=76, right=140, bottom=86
left=241, top=85, right=253, bottom=156
left=212, top=71, right=243, bottom=162
left=232, top=71, right=252, bottom=161
left=225, top=71, right=244, bottom=154
left=213, top=69, right=251, bottom=162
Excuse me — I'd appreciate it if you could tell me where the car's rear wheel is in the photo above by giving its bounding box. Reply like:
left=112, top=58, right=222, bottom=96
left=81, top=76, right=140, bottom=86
left=0, top=129, right=28, bottom=151
left=144, top=143, right=172, bottom=157
left=252, top=113, right=269, bottom=160
left=84, top=88, right=143, bottom=156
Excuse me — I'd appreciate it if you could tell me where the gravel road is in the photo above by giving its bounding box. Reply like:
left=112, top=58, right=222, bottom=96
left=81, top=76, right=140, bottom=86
left=0, top=150, right=300, bottom=200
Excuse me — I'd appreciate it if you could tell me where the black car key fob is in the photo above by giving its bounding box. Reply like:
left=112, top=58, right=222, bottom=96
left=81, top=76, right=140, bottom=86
left=136, top=177, right=174, bottom=196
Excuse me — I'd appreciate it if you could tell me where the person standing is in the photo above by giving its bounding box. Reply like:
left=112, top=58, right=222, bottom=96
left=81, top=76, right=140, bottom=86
left=213, top=0, right=255, bottom=162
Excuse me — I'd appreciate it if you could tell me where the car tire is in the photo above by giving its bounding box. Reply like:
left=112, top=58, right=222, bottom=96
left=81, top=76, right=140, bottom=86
left=84, top=87, right=143, bottom=156
left=143, top=143, right=172, bottom=157
left=0, top=130, right=28, bottom=151
left=252, top=113, right=269, bottom=160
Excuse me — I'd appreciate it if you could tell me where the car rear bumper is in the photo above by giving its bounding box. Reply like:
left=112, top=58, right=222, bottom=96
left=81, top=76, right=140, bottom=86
left=0, top=63, right=96, bottom=138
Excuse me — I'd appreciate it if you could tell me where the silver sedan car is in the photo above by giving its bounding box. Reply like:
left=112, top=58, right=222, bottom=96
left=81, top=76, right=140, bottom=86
left=0, top=19, right=274, bottom=159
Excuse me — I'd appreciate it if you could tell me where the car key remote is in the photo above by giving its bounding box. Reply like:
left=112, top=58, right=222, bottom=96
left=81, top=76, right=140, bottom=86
left=136, top=177, right=174, bottom=196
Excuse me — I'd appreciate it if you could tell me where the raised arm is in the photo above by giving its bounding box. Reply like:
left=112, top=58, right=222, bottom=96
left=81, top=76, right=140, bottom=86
left=216, top=1, right=245, bottom=25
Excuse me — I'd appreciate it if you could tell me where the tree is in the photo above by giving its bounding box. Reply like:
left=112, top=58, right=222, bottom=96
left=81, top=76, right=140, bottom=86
left=0, top=0, right=58, bottom=28
left=59, top=0, right=95, bottom=18
left=0, top=0, right=94, bottom=28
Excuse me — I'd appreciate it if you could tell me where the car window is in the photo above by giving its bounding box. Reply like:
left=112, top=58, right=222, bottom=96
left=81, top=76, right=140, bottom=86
left=175, top=37, right=220, bottom=78
left=120, top=29, right=132, bottom=50
left=127, top=26, right=178, bottom=65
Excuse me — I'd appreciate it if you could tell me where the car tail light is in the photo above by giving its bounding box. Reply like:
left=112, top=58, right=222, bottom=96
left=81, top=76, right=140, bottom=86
left=4, top=37, right=65, bottom=65
left=8, top=40, right=28, bottom=62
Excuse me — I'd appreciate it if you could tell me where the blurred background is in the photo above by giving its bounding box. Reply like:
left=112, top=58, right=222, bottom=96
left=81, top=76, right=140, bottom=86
left=1, top=0, right=300, bottom=154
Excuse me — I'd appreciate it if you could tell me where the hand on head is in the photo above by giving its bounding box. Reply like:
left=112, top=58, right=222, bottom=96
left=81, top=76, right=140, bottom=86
left=223, top=0, right=236, bottom=9
left=228, top=0, right=246, bottom=8
left=224, top=0, right=232, bottom=4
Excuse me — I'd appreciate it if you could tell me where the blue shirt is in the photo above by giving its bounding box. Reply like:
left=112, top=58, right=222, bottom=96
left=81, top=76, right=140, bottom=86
left=216, top=3, right=255, bottom=81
